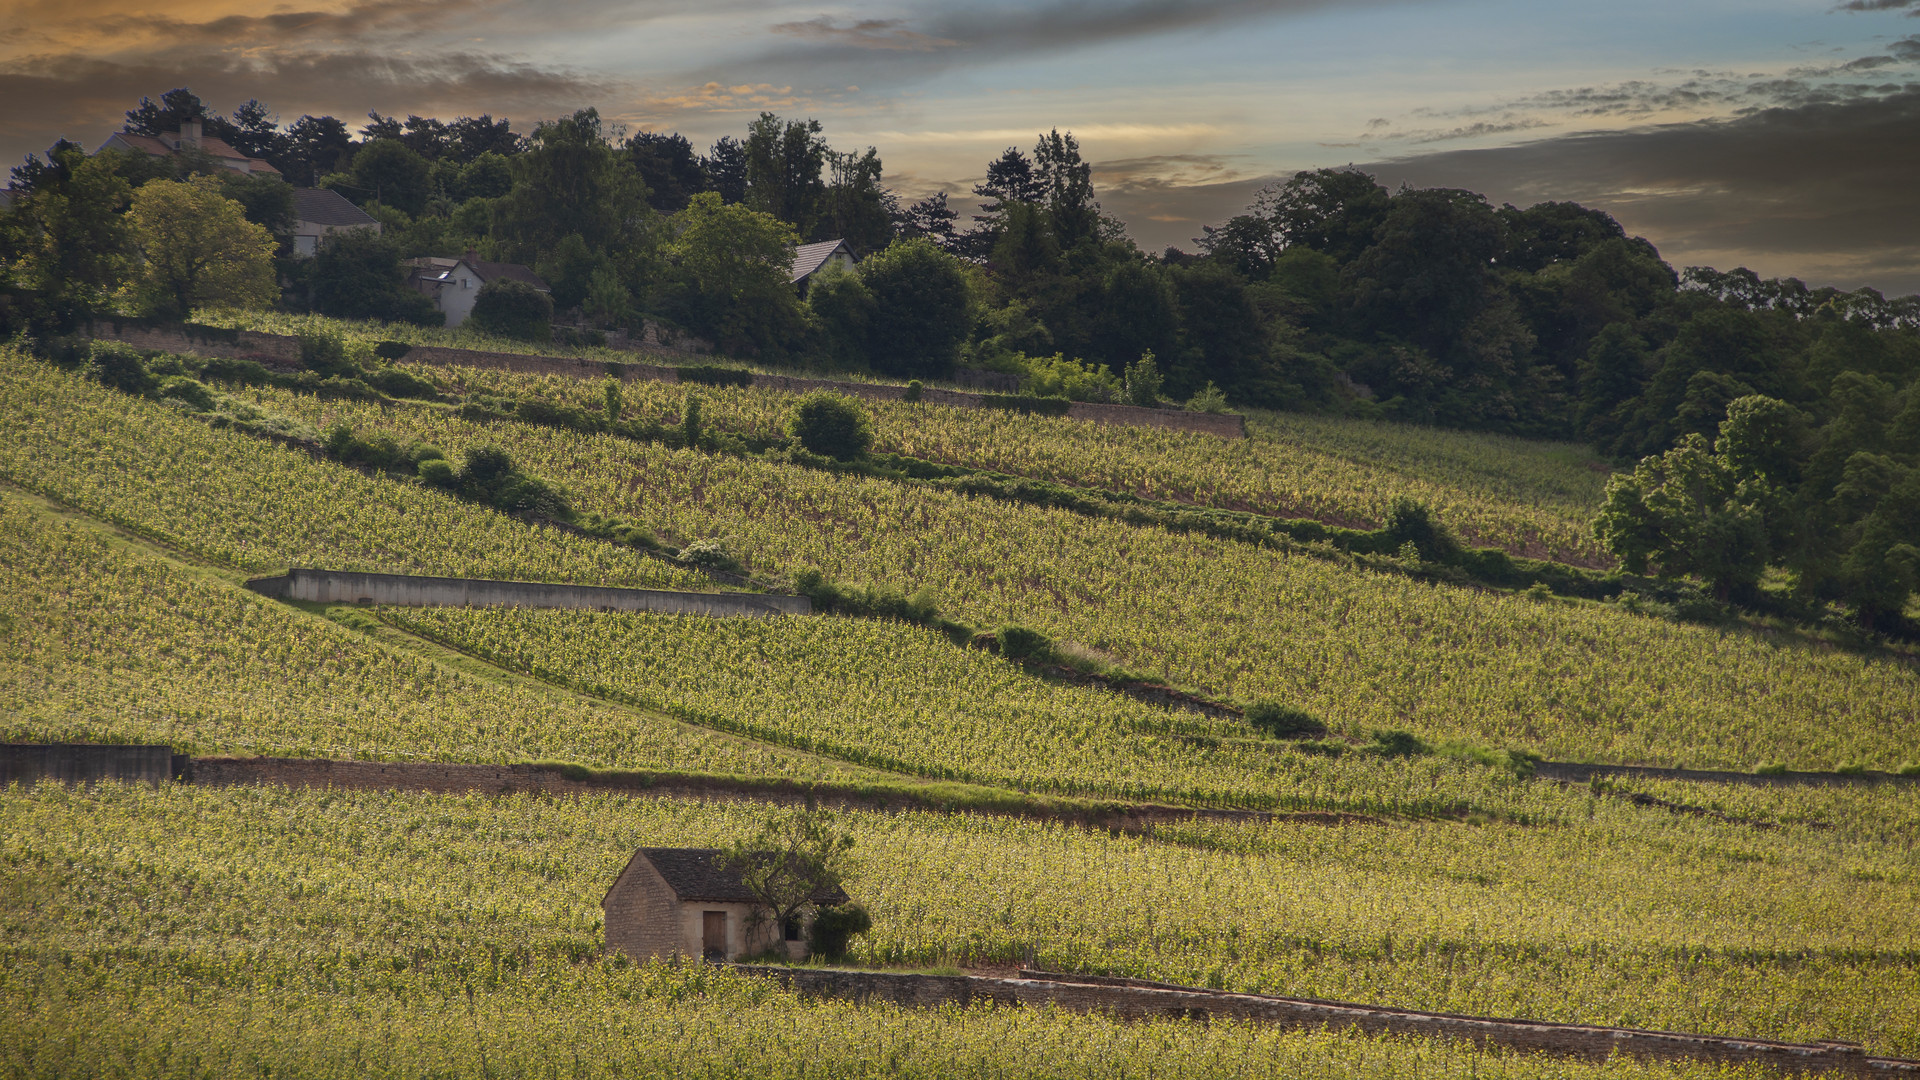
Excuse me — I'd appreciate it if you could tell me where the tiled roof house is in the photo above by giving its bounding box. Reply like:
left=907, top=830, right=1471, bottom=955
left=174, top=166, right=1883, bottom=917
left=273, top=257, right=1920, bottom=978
left=789, top=238, right=855, bottom=290
left=101, top=118, right=281, bottom=176
left=405, top=251, right=551, bottom=328
left=290, top=188, right=381, bottom=256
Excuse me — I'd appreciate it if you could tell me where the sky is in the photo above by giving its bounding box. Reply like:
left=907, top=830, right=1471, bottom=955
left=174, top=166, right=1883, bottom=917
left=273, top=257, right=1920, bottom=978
left=2, top=0, right=1916, bottom=292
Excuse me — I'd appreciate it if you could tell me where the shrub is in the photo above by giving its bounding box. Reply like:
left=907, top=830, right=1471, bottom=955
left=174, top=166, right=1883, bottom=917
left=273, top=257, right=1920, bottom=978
left=491, top=475, right=571, bottom=518
left=1123, top=352, right=1163, bottom=407
left=995, top=624, right=1054, bottom=663
left=155, top=376, right=215, bottom=412
left=198, top=356, right=275, bottom=387
left=808, top=902, right=872, bottom=960
left=469, top=279, right=554, bottom=342
left=87, top=340, right=155, bottom=395
left=1366, top=729, right=1431, bottom=757
left=676, top=539, right=741, bottom=573
left=603, top=381, right=623, bottom=419
left=1380, top=497, right=1461, bottom=563
left=977, top=393, right=1072, bottom=416
left=296, top=331, right=355, bottom=378
left=788, top=391, right=874, bottom=460
left=362, top=367, right=438, bottom=399
left=417, top=458, right=457, bottom=488
left=1245, top=700, right=1327, bottom=738
left=1186, top=381, right=1230, bottom=414
left=460, top=446, right=517, bottom=493
left=373, top=340, right=412, bottom=361
left=904, top=379, right=923, bottom=403
left=681, top=392, right=704, bottom=449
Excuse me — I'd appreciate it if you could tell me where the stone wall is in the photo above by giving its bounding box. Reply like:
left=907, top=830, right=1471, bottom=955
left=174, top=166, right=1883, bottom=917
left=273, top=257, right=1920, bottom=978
left=2, top=743, right=179, bottom=786
left=1536, top=761, right=1919, bottom=788
left=244, top=568, right=810, bottom=617
left=88, top=323, right=1246, bottom=438
left=739, top=967, right=1911, bottom=1076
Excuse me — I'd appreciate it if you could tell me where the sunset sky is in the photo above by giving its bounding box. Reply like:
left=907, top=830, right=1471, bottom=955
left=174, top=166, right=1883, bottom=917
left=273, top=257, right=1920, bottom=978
left=3, top=0, right=1916, bottom=291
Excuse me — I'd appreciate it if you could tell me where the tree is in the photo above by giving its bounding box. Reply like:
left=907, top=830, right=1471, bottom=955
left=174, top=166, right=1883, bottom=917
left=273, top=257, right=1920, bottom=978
left=713, top=807, right=856, bottom=954
left=744, top=113, right=827, bottom=235
left=821, top=146, right=894, bottom=253
left=125, top=177, right=276, bottom=318
left=1592, top=432, right=1773, bottom=600
left=859, top=238, right=972, bottom=379
left=4, top=144, right=132, bottom=326
left=345, top=138, right=432, bottom=216
left=705, top=136, right=748, bottom=204
left=492, top=109, right=649, bottom=266
left=469, top=279, right=554, bottom=341
left=787, top=391, right=874, bottom=459
left=973, top=146, right=1044, bottom=217
left=1031, top=129, right=1102, bottom=248
left=806, top=263, right=876, bottom=368
left=626, top=131, right=710, bottom=212
left=283, top=115, right=354, bottom=187
left=657, top=192, right=802, bottom=355
left=1257, top=168, right=1391, bottom=264
left=311, top=229, right=440, bottom=324
left=896, top=192, right=959, bottom=250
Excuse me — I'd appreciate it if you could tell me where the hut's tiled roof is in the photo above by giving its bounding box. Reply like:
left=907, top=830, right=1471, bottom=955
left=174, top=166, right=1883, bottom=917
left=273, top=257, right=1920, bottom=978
left=292, top=187, right=379, bottom=227
left=789, top=239, right=850, bottom=283
left=636, top=847, right=850, bottom=905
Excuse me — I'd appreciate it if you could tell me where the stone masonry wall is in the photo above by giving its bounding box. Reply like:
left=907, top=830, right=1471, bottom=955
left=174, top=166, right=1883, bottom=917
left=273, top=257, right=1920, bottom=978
left=245, top=568, right=810, bottom=617
left=1, top=743, right=177, bottom=787
left=739, top=967, right=1912, bottom=1077
left=88, top=324, right=1246, bottom=438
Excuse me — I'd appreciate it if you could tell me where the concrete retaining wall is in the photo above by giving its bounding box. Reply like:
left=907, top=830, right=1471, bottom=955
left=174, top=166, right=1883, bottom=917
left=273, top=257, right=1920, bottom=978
left=88, top=323, right=1246, bottom=439
left=740, top=967, right=1913, bottom=1076
left=245, top=568, right=809, bottom=617
left=2, top=743, right=180, bottom=786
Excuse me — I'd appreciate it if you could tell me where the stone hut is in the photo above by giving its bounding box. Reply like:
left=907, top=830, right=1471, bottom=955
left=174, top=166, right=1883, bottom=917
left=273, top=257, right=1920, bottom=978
left=602, top=847, right=848, bottom=962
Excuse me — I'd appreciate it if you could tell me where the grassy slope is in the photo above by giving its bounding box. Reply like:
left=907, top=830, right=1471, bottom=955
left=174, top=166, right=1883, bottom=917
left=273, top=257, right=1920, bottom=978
left=428, top=362, right=1614, bottom=564
left=228, top=375, right=1920, bottom=772
left=2, top=782, right=1915, bottom=1060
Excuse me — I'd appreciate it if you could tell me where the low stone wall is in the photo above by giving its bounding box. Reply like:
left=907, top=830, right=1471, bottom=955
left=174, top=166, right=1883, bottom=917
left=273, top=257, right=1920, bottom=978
left=739, top=967, right=1911, bottom=1076
left=87, top=323, right=1246, bottom=438
left=1536, top=761, right=1919, bottom=788
left=245, top=568, right=809, bottom=617
left=2, top=743, right=180, bottom=787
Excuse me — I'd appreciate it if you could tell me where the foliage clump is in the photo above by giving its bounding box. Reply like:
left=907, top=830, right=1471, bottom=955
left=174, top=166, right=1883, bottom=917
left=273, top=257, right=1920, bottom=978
left=787, top=391, right=873, bottom=460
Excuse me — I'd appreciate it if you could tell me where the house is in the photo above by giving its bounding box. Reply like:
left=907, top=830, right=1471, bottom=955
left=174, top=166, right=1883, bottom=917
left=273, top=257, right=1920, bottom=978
left=290, top=188, right=381, bottom=257
left=405, top=251, right=550, bottom=328
left=100, top=118, right=281, bottom=176
left=790, top=238, right=855, bottom=292
left=602, top=847, right=848, bottom=963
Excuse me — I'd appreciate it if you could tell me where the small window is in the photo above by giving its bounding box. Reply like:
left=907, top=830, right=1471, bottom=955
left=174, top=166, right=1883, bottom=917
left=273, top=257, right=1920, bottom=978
left=293, top=234, right=318, bottom=256
left=783, top=917, right=802, bottom=942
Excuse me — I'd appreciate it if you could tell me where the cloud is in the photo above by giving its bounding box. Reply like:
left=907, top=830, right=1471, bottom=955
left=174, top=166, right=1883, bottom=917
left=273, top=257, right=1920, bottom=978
left=0, top=48, right=606, bottom=153
left=771, top=17, right=957, bottom=51
left=1834, top=0, right=1917, bottom=11
left=1358, top=89, right=1920, bottom=293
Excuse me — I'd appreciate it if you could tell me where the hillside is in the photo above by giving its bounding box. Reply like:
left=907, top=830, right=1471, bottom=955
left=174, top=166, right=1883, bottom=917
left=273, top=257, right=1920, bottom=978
left=4, top=337, right=1919, bottom=1076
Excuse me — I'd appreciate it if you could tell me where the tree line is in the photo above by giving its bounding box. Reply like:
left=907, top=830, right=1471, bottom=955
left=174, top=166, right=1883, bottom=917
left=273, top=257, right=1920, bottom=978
left=4, top=87, right=1918, bottom=629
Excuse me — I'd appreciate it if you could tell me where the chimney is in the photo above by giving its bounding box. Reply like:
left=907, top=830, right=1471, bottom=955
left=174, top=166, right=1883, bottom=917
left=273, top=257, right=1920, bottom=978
left=180, top=117, right=201, bottom=149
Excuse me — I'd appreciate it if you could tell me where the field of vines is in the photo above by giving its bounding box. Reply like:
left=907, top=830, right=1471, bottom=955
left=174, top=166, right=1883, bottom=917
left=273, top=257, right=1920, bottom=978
left=389, top=604, right=1566, bottom=815
left=246, top=382, right=1920, bottom=772
left=0, top=349, right=705, bottom=590
left=425, top=363, right=1613, bottom=564
left=3, top=782, right=1915, bottom=1067
left=0, top=487, right=858, bottom=777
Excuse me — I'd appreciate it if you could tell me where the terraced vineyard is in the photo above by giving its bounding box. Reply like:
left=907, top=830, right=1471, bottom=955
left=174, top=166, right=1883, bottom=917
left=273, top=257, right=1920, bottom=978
left=427, top=363, right=1614, bottom=564
left=229, top=374, right=1920, bottom=772
left=0, top=487, right=854, bottom=777
left=3, top=782, right=1916, bottom=1066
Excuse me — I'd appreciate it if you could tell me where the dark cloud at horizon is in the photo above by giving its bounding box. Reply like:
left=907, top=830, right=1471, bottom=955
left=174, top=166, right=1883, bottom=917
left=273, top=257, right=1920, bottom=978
left=1112, top=87, right=1920, bottom=296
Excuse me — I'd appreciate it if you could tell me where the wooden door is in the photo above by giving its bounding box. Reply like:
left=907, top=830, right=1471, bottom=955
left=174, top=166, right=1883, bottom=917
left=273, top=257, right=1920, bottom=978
left=702, top=910, right=727, bottom=960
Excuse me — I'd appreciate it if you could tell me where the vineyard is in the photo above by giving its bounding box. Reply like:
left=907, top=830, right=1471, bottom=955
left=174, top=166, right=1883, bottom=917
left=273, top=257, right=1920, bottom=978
left=215, top=368, right=1920, bottom=772
left=7, top=333, right=1920, bottom=1079
left=3, top=782, right=1916, bottom=1067
left=0, top=487, right=859, bottom=778
left=416, top=357, right=1614, bottom=564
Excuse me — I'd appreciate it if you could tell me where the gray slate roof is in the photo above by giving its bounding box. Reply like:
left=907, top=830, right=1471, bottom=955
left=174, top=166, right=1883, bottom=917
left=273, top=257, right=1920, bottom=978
left=292, top=187, right=379, bottom=228
left=637, top=847, right=850, bottom=905
left=789, top=239, right=850, bottom=283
